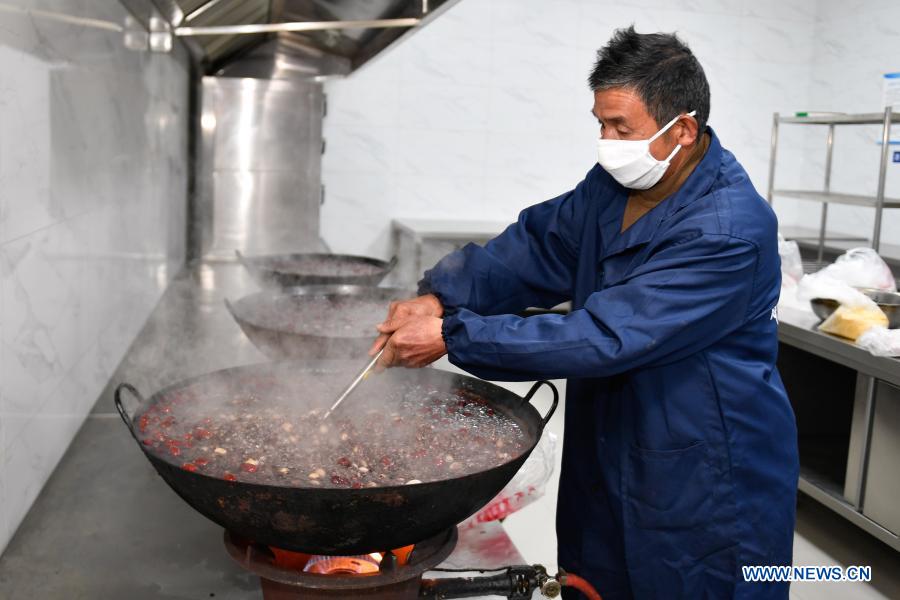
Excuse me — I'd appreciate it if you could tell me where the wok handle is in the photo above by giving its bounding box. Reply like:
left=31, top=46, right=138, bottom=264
left=114, top=383, right=144, bottom=440
left=522, top=380, right=559, bottom=430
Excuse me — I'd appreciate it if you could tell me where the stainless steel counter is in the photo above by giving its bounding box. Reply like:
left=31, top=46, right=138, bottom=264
left=0, top=264, right=527, bottom=599
left=778, top=306, right=900, bottom=387
left=777, top=305, right=900, bottom=552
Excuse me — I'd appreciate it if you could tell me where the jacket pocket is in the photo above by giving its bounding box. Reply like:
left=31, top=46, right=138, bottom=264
left=625, top=440, right=713, bottom=530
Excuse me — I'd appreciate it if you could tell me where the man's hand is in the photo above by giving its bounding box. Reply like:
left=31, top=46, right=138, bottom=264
left=369, top=294, right=443, bottom=356
left=371, top=315, right=446, bottom=369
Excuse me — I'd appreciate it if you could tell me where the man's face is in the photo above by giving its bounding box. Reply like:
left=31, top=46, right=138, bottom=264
left=591, top=88, right=676, bottom=161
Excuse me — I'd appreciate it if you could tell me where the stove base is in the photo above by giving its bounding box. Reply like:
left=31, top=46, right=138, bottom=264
left=260, top=576, right=421, bottom=599
left=224, top=528, right=457, bottom=599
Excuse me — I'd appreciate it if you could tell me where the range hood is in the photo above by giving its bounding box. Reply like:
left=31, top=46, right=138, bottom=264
left=166, top=0, right=458, bottom=78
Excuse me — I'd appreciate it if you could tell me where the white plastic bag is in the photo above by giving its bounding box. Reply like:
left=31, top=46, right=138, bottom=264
left=857, top=326, right=900, bottom=357
left=777, top=235, right=811, bottom=312
left=796, top=273, right=878, bottom=309
left=778, top=234, right=803, bottom=288
left=815, top=247, right=896, bottom=291
left=460, top=432, right=557, bottom=528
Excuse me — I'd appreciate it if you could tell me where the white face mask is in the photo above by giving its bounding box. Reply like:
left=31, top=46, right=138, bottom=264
left=596, top=110, right=697, bottom=190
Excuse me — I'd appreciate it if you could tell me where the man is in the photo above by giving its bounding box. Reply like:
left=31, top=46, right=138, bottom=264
left=371, top=27, right=799, bottom=599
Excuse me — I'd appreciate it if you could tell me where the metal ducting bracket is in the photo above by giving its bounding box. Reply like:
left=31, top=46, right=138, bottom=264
left=123, top=15, right=150, bottom=51
left=150, top=14, right=174, bottom=52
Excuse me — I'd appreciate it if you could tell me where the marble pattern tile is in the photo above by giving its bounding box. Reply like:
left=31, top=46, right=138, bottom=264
left=394, top=128, right=489, bottom=177
left=319, top=170, right=394, bottom=257
left=793, top=0, right=900, bottom=241
left=0, top=0, right=188, bottom=555
left=489, top=0, right=579, bottom=48
left=321, top=0, right=828, bottom=260
left=322, top=124, right=397, bottom=175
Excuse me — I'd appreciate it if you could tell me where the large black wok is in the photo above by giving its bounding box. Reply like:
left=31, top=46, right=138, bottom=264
left=225, top=285, right=414, bottom=361
left=236, top=250, right=397, bottom=289
left=114, top=361, right=557, bottom=555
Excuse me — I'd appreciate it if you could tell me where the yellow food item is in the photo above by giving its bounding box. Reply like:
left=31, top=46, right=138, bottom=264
left=818, top=305, right=888, bottom=341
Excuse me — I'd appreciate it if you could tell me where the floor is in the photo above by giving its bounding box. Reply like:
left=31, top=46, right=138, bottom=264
left=1, top=265, right=899, bottom=599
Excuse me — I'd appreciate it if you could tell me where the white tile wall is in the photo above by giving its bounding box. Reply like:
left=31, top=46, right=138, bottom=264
left=792, top=0, right=900, bottom=245
left=0, top=1, right=188, bottom=554
left=321, top=0, right=819, bottom=259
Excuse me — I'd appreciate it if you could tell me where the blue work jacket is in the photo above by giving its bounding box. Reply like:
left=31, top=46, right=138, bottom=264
left=419, top=129, right=799, bottom=599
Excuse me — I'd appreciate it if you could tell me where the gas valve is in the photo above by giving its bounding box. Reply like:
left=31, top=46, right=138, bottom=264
left=540, top=576, right=562, bottom=597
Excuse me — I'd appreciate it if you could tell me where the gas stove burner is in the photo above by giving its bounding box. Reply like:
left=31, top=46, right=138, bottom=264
left=224, top=528, right=457, bottom=599
left=223, top=527, right=588, bottom=599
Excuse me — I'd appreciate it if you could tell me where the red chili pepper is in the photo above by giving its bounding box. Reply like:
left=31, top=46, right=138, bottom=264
left=182, top=463, right=198, bottom=472
left=240, top=462, right=258, bottom=473
left=337, top=457, right=352, bottom=468
left=141, top=438, right=154, bottom=446
left=167, top=445, right=181, bottom=457
left=380, top=456, right=393, bottom=467
left=194, top=457, right=209, bottom=467
left=331, top=475, right=350, bottom=486
left=223, top=473, right=237, bottom=482
left=193, top=428, right=212, bottom=440
left=486, top=409, right=495, bottom=416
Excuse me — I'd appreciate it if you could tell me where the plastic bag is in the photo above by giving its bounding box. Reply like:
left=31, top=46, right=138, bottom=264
left=460, top=432, right=557, bottom=528
left=778, top=234, right=803, bottom=288
left=796, top=273, right=877, bottom=309
left=777, top=235, right=811, bottom=312
left=857, top=326, right=900, bottom=357
left=815, top=247, right=896, bottom=291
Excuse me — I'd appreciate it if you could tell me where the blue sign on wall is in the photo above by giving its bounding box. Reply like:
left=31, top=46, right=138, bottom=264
left=894, top=151, right=900, bottom=163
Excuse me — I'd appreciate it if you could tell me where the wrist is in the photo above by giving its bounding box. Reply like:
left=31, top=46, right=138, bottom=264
left=422, top=294, right=444, bottom=318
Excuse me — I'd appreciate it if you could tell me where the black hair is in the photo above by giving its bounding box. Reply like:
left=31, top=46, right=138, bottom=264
left=588, top=26, right=710, bottom=133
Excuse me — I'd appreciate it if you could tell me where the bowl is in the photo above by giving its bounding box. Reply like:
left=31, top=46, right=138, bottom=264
left=810, top=297, right=840, bottom=322
left=859, top=288, right=900, bottom=328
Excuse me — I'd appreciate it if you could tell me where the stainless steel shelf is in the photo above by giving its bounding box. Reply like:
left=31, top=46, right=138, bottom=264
left=767, top=107, right=896, bottom=252
left=779, top=113, right=900, bottom=125
left=797, top=477, right=900, bottom=552
left=772, top=189, right=900, bottom=209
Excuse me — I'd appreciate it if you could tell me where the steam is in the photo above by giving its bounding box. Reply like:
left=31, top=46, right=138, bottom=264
left=264, top=256, right=384, bottom=278
left=234, top=292, right=405, bottom=339
left=133, top=360, right=527, bottom=489
left=117, top=252, right=521, bottom=492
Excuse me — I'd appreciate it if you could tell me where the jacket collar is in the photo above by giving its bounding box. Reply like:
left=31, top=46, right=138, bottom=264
left=599, top=126, right=724, bottom=259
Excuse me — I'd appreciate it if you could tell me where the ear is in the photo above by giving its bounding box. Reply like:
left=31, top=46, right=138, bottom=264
left=674, top=114, right=700, bottom=147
